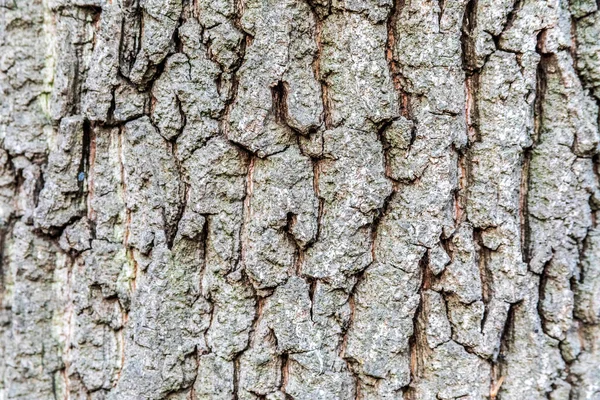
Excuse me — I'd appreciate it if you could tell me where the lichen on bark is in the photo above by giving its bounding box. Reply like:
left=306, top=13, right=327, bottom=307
left=1, top=0, right=600, bottom=398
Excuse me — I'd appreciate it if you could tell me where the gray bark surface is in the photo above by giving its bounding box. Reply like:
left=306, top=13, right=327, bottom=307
left=1, top=0, right=600, bottom=398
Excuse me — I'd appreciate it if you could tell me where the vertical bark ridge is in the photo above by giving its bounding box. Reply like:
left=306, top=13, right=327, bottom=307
left=1, top=0, right=600, bottom=399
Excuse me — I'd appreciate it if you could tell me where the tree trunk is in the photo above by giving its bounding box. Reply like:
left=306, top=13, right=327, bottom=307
left=1, top=0, right=600, bottom=398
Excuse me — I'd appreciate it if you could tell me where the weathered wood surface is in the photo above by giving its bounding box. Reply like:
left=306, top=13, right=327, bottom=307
left=1, top=0, right=600, bottom=398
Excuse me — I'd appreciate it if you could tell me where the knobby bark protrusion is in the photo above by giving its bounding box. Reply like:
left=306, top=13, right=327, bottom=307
left=1, top=0, right=600, bottom=399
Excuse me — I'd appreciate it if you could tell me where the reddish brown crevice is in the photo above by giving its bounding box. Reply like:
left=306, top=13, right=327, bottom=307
left=525, top=31, right=551, bottom=242
left=86, top=123, right=97, bottom=229
left=492, top=301, right=519, bottom=397
left=437, top=0, right=446, bottom=28
left=338, top=294, right=364, bottom=400
left=459, top=0, right=485, bottom=261
left=526, top=29, right=553, bottom=290
left=338, top=270, right=364, bottom=396
left=461, top=0, right=479, bottom=72
left=461, top=0, right=482, bottom=152
left=402, top=250, right=429, bottom=400
left=281, top=211, right=307, bottom=277
left=240, top=155, right=255, bottom=269
left=233, top=353, right=241, bottom=400
left=519, top=147, right=532, bottom=263
left=473, top=228, right=493, bottom=307
left=117, top=126, right=131, bottom=247
left=536, top=257, right=556, bottom=338
left=455, top=146, right=470, bottom=225
left=280, top=352, right=291, bottom=397
left=117, top=121, right=139, bottom=303
left=464, top=74, right=481, bottom=143
left=311, top=158, right=325, bottom=246
left=31, top=163, right=45, bottom=209
left=420, top=250, right=434, bottom=292
left=188, top=350, right=199, bottom=399
left=339, top=279, right=356, bottom=358
left=271, top=81, right=289, bottom=126
left=403, top=316, right=424, bottom=400
left=220, top=0, right=249, bottom=142
left=386, top=0, right=410, bottom=119
left=306, top=276, right=317, bottom=321
left=118, top=0, right=143, bottom=79
left=320, top=82, right=333, bottom=130
left=497, top=0, right=524, bottom=44
left=165, top=113, right=188, bottom=249
left=377, top=118, right=403, bottom=184
left=105, top=87, right=118, bottom=125
left=172, top=13, right=184, bottom=54
left=370, top=184, right=397, bottom=263
left=0, top=218, right=15, bottom=298
left=306, top=0, right=332, bottom=131
left=591, top=157, right=600, bottom=229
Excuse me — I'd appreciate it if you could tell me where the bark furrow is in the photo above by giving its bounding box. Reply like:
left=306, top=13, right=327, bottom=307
left=1, top=0, right=600, bottom=398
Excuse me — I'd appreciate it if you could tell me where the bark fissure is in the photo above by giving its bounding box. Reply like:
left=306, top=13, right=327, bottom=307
left=2, top=0, right=600, bottom=398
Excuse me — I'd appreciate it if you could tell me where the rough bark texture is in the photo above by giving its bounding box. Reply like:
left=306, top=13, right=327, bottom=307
left=1, top=0, right=600, bottom=398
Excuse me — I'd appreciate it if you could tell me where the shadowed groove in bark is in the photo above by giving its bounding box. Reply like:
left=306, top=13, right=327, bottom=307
left=3, top=0, right=600, bottom=398
left=386, top=0, right=410, bottom=118
left=403, top=252, right=429, bottom=400
left=493, top=301, right=518, bottom=397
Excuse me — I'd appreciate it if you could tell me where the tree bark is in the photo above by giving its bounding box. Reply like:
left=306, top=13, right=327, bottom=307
left=1, top=0, right=600, bottom=398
